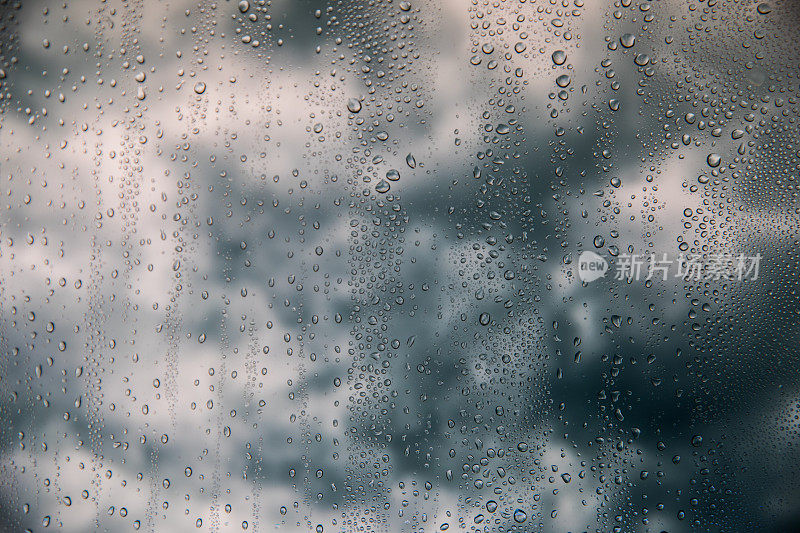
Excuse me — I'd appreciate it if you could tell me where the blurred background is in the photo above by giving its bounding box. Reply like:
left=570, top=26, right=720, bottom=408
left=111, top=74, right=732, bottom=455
left=1, top=0, right=799, bottom=530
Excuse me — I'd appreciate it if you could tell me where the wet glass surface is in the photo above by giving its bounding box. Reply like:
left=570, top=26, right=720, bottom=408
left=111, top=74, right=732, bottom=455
left=1, top=0, right=799, bottom=531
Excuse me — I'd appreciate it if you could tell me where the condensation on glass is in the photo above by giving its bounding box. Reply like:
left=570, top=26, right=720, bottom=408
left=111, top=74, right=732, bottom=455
left=0, top=0, right=799, bottom=531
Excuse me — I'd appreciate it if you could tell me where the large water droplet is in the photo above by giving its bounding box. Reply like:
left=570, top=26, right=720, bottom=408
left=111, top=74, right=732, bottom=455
left=620, top=33, right=636, bottom=48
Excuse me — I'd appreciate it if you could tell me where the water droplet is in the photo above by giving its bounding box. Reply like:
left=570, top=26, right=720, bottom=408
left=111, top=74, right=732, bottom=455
left=552, top=50, right=567, bottom=65
left=620, top=33, right=636, bottom=48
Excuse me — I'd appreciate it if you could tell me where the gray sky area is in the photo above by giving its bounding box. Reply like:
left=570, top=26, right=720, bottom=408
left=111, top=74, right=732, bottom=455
left=1, top=0, right=799, bottom=531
